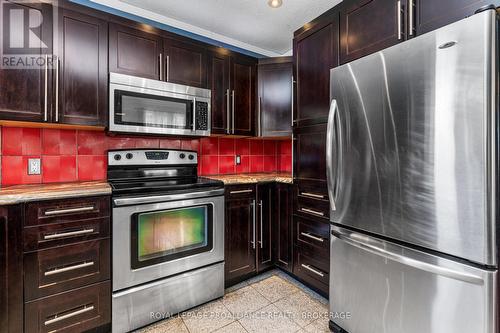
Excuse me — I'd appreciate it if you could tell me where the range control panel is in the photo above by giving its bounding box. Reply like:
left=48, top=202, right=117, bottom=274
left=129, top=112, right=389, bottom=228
left=108, top=149, right=197, bottom=166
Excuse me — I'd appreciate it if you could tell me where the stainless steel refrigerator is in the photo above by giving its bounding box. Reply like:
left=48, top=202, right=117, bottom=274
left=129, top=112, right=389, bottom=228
left=327, top=9, right=498, bottom=333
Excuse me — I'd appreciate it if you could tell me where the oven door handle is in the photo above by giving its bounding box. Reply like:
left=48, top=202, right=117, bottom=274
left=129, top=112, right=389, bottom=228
left=113, top=188, right=225, bottom=206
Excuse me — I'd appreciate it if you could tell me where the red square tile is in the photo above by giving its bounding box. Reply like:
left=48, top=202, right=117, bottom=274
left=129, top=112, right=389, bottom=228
left=159, top=138, right=181, bottom=149
left=235, top=155, right=249, bottom=174
left=107, top=136, right=136, bottom=150
left=135, top=138, right=160, bottom=148
left=1, top=156, right=42, bottom=185
left=42, top=156, right=77, bottom=183
left=200, top=137, right=218, bottom=155
left=249, top=156, right=264, bottom=173
left=77, top=155, right=107, bottom=181
left=200, top=156, right=218, bottom=175
left=181, top=139, right=200, bottom=153
left=279, top=140, right=292, bottom=155
left=263, top=140, right=277, bottom=156
left=77, top=131, right=107, bottom=155
left=42, top=129, right=77, bottom=155
left=263, top=156, right=277, bottom=172
left=280, top=155, right=292, bottom=172
left=250, top=139, right=263, bottom=155
left=218, top=156, right=235, bottom=174
left=219, top=138, right=235, bottom=156
left=2, top=127, right=41, bottom=155
left=235, top=139, right=250, bottom=155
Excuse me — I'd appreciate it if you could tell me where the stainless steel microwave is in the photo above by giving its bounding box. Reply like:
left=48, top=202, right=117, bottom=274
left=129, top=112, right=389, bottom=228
left=109, top=73, right=211, bottom=136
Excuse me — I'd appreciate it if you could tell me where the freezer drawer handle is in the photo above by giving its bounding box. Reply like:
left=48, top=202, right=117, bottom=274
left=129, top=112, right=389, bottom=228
left=300, top=208, right=325, bottom=216
left=301, top=264, right=325, bottom=277
left=300, top=232, right=324, bottom=243
left=44, top=305, right=94, bottom=326
left=331, top=229, right=485, bottom=285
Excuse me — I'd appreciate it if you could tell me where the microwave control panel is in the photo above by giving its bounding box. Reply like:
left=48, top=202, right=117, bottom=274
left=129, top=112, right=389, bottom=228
left=195, top=101, right=209, bottom=131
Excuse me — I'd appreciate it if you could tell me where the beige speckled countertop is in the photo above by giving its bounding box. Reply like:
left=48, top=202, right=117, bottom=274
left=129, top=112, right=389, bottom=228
left=0, top=181, right=111, bottom=205
left=206, top=173, right=293, bottom=185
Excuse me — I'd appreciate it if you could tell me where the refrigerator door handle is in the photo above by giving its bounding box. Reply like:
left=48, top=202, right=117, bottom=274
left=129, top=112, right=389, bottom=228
left=331, top=227, right=485, bottom=285
left=326, top=99, right=338, bottom=213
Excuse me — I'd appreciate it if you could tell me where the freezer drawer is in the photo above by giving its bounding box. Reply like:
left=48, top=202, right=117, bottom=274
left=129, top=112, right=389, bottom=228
left=329, top=226, right=497, bottom=333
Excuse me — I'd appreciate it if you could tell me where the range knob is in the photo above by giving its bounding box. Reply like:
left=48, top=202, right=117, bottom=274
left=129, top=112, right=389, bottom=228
left=188, top=154, right=195, bottom=160
left=179, top=153, right=186, bottom=159
left=114, top=154, right=121, bottom=161
left=126, top=153, right=133, bottom=160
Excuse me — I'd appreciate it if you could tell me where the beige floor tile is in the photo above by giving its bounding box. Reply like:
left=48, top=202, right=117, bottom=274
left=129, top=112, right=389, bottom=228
left=135, top=316, right=189, bottom=333
left=250, top=275, right=299, bottom=303
left=302, top=318, right=331, bottom=333
left=274, top=290, right=329, bottom=327
left=222, top=285, right=270, bottom=319
left=181, top=300, right=234, bottom=333
left=238, top=304, right=301, bottom=333
left=214, top=321, right=248, bottom=333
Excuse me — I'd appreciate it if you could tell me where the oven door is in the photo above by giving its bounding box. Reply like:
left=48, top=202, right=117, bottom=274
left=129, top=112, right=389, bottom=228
left=112, top=191, right=224, bottom=291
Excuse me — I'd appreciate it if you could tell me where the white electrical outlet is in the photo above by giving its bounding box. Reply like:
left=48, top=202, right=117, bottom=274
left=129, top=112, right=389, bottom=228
left=235, top=155, right=241, bottom=165
left=28, top=158, right=41, bottom=175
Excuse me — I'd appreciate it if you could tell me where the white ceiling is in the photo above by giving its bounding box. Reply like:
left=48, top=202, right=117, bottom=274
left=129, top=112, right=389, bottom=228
left=90, top=0, right=342, bottom=57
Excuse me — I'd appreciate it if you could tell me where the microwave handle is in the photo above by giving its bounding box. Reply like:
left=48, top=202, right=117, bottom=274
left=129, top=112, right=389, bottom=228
left=192, top=98, right=197, bottom=131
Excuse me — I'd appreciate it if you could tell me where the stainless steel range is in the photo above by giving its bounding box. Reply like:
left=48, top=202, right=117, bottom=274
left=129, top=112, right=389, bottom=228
left=108, top=149, right=225, bottom=333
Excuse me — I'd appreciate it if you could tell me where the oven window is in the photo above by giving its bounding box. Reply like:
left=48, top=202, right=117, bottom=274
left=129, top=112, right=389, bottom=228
left=131, top=205, right=213, bottom=269
left=114, top=90, right=193, bottom=130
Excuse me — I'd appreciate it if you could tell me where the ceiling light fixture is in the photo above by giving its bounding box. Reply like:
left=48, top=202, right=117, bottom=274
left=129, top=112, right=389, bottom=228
left=268, top=0, right=283, bottom=8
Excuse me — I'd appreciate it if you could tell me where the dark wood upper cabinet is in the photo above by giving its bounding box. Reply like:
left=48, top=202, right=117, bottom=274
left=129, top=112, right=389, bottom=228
left=209, top=51, right=231, bottom=134
left=256, top=183, right=274, bottom=272
left=0, top=205, right=23, bottom=333
left=294, top=13, right=338, bottom=126
left=163, top=37, right=208, bottom=88
left=231, top=55, right=256, bottom=136
left=257, top=58, right=293, bottom=137
left=0, top=0, right=53, bottom=122
left=273, top=183, right=293, bottom=272
left=55, top=9, right=107, bottom=126
left=339, top=0, right=403, bottom=64
left=109, top=23, right=162, bottom=80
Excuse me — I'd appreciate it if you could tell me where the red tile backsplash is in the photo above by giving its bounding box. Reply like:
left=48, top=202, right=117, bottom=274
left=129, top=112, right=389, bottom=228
left=0, top=126, right=292, bottom=185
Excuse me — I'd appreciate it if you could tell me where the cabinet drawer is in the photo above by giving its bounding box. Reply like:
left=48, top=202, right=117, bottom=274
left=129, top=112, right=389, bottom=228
left=294, top=246, right=329, bottom=295
left=295, top=215, right=329, bottom=252
left=225, top=184, right=256, bottom=200
left=295, top=180, right=328, bottom=201
left=25, top=196, right=110, bottom=226
left=24, top=217, right=110, bottom=252
left=25, top=281, right=111, bottom=333
left=295, top=196, right=330, bottom=220
left=24, top=239, right=110, bottom=301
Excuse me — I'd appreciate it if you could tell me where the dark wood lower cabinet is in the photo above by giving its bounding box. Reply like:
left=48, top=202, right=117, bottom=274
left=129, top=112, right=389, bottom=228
left=256, top=183, right=274, bottom=271
left=273, top=184, right=293, bottom=272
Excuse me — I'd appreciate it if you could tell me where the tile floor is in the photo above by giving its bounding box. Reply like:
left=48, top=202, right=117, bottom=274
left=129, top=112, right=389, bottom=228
left=136, top=270, right=330, bottom=333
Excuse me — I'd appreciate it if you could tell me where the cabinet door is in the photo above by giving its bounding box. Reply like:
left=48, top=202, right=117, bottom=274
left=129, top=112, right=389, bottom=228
left=339, top=0, right=403, bottom=64
left=225, top=197, right=256, bottom=283
left=164, top=37, right=208, bottom=88
left=55, top=9, right=107, bottom=126
left=257, top=183, right=274, bottom=272
left=414, top=0, right=495, bottom=35
left=209, top=51, right=230, bottom=134
left=274, top=184, right=293, bottom=272
left=231, top=56, right=255, bottom=136
left=294, top=17, right=338, bottom=126
left=258, top=61, right=293, bottom=137
left=294, top=123, right=327, bottom=182
left=109, top=23, right=162, bottom=80
left=0, top=0, right=52, bottom=122
left=0, top=205, right=23, bottom=333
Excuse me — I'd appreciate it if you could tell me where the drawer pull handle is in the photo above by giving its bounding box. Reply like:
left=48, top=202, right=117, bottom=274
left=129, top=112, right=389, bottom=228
left=44, top=305, right=94, bottom=326
left=44, top=206, right=95, bottom=216
left=44, top=228, right=95, bottom=240
left=300, top=232, right=324, bottom=243
left=44, top=261, right=94, bottom=276
left=301, top=264, right=325, bottom=277
left=300, top=192, right=324, bottom=199
left=230, top=189, right=253, bottom=194
left=300, top=208, right=325, bottom=216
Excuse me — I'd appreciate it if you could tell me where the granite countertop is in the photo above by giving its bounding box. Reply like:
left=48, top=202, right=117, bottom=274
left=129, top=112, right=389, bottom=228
left=206, top=173, right=293, bottom=185
left=0, top=181, right=112, bottom=205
